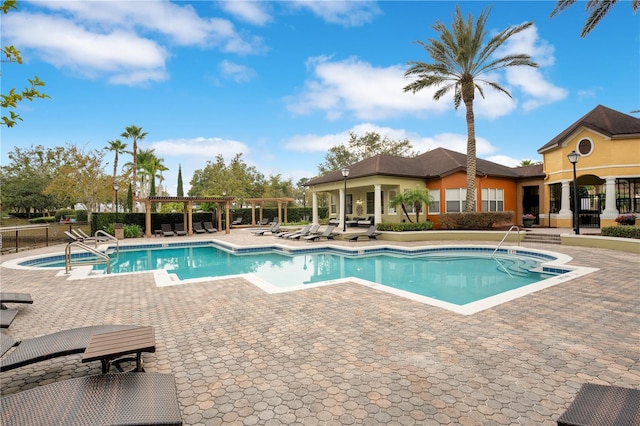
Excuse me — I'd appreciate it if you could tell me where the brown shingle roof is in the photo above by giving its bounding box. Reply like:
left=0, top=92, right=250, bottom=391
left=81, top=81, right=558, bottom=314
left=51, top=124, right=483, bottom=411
left=305, top=147, right=523, bottom=186
left=538, top=105, right=640, bottom=153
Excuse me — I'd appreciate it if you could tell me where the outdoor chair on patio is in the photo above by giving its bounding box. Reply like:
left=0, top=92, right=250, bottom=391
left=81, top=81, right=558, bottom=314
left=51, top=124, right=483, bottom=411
left=161, top=223, right=175, bottom=237
left=302, top=224, right=339, bottom=242
left=287, top=223, right=320, bottom=239
left=0, top=324, right=142, bottom=372
left=193, top=222, right=206, bottom=234
left=252, top=221, right=280, bottom=236
left=0, top=372, right=182, bottom=426
left=174, top=223, right=188, bottom=236
left=203, top=222, right=217, bottom=233
left=277, top=223, right=311, bottom=239
left=0, top=310, right=17, bottom=329
left=346, top=225, right=381, bottom=242
left=0, top=292, right=33, bottom=310
left=231, top=217, right=243, bottom=226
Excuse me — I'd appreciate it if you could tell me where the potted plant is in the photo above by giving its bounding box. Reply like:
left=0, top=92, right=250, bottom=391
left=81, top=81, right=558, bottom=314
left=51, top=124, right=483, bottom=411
left=522, top=214, right=535, bottom=228
left=614, top=213, right=636, bottom=225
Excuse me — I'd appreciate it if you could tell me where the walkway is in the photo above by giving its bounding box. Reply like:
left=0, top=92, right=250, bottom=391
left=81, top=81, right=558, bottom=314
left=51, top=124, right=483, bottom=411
left=0, top=230, right=638, bottom=425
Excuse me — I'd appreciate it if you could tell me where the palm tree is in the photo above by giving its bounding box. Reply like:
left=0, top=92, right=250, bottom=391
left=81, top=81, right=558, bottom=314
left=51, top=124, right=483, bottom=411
left=390, top=188, right=432, bottom=223
left=550, top=0, right=639, bottom=37
left=120, top=125, right=148, bottom=209
left=404, top=6, right=537, bottom=212
left=104, top=139, right=128, bottom=209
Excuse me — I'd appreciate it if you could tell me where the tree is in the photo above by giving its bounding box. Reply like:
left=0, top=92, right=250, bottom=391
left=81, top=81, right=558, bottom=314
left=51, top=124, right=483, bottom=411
left=390, top=188, right=433, bottom=223
left=550, top=0, right=639, bottom=37
left=518, top=159, right=542, bottom=166
left=176, top=164, right=184, bottom=197
left=104, top=139, right=128, bottom=208
left=1, top=0, right=50, bottom=127
left=120, top=125, right=148, bottom=209
left=404, top=6, right=537, bottom=212
left=317, top=131, right=417, bottom=175
left=126, top=183, right=133, bottom=212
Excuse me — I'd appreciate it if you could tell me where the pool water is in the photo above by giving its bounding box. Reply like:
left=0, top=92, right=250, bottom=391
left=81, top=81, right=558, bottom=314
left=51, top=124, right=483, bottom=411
left=77, top=246, right=556, bottom=306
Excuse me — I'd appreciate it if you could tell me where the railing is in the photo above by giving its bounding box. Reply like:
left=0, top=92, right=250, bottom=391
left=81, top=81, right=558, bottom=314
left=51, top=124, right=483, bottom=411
left=492, top=225, right=521, bottom=257
left=65, top=240, right=111, bottom=274
left=93, top=230, right=119, bottom=254
left=1, top=223, right=92, bottom=254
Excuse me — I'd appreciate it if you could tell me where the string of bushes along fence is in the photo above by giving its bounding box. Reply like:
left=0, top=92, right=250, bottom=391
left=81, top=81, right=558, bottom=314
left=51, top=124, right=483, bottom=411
left=601, top=225, right=640, bottom=239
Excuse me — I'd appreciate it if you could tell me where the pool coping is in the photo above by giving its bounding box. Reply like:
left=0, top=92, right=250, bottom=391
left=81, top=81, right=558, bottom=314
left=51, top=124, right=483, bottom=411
left=1, top=239, right=599, bottom=315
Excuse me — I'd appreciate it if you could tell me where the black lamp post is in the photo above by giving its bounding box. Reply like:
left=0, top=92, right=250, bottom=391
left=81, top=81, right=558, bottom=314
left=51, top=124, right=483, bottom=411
left=341, top=167, right=349, bottom=232
left=113, top=182, right=120, bottom=225
left=567, top=150, right=580, bottom=235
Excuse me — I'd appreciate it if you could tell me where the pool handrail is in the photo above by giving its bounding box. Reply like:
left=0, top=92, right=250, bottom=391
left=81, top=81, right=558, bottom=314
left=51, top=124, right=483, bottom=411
left=64, top=238, right=111, bottom=274
left=492, top=226, right=521, bottom=257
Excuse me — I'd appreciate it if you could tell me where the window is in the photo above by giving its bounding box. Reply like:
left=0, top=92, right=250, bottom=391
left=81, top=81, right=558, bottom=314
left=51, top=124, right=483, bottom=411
left=427, top=189, right=440, bottom=214
left=481, top=188, right=504, bottom=211
left=445, top=188, right=466, bottom=212
left=549, top=183, right=561, bottom=214
left=578, top=138, right=593, bottom=156
left=388, top=189, right=397, bottom=214
left=346, top=194, right=353, bottom=215
left=330, top=194, right=337, bottom=214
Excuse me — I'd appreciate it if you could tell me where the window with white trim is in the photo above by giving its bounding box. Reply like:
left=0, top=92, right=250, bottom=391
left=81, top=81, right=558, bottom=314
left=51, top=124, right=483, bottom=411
left=388, top=189, right=397, bottom=214
left=445, top=188, right=466, bottom=212
left=330, top=194, right=337, bottom=214
left=427, top=189, right=440, bottom=214
left=481, top=188, right=504, bottom=211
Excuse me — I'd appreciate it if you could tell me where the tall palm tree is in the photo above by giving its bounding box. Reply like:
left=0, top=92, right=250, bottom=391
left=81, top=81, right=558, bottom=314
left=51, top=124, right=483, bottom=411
left=404, top=6, right=538, bottom=212
left=120, top=125, right=148, bottom=209
left=550, top=0, right=639, bottom=37
left=104, top=139, right=128, bottom=209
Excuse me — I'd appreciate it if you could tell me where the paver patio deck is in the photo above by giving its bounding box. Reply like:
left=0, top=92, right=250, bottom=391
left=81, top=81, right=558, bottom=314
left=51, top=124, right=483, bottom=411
left=1, top=230, right=638, bottom=425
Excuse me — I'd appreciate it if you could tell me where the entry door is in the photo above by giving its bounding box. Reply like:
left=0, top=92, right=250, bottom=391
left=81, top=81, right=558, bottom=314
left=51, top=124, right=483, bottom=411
left=522, top=186, right=540, bottom=224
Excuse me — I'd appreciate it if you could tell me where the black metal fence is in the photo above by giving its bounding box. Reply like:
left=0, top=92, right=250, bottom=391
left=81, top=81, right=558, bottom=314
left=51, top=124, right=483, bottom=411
left=0, top=222, right=91, bottom=254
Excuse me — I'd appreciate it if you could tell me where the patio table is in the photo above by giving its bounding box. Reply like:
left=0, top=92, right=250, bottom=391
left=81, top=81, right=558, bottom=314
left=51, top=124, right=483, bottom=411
left=82, top=326, right=155, bottom=373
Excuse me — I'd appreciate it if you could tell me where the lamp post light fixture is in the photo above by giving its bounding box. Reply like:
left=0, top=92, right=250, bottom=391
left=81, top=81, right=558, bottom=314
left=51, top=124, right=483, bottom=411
left=341, top=167, right=350, bottom=232
left=113, top=182, right=120, bottom=225
left=567, top=150, right=580, bottom=235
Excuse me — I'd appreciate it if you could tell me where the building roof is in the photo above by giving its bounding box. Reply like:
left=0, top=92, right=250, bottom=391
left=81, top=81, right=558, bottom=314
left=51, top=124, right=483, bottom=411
left=538, top=105, right=640, bottom=153
left=305, top=147, right=529, bottom=186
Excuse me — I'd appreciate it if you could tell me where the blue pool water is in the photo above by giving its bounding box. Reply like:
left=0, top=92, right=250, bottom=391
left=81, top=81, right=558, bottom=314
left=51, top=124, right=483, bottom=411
left=31, top=244, right=561, bottom=306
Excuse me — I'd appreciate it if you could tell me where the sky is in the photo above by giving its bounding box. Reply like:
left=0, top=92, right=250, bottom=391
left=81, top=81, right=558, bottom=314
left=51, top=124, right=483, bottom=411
left=2, top=0, right=639, bottom=195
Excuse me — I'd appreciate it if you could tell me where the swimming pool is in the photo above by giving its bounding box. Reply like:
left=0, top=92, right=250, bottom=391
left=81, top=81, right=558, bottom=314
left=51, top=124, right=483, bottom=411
left=6, top=241, right=597, bottom=315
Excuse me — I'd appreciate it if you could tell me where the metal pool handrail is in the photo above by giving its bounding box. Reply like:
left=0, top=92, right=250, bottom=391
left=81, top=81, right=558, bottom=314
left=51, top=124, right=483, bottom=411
left=65, top=240, right=111, bottom=274
left=492, top=225, right=521, bottom=257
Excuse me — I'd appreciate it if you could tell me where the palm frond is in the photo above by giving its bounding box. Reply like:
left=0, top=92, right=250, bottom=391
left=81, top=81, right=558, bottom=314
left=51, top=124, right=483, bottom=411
left=550, top=0, right=577, bottom=17
left=582, top=0, right=615, bottom=36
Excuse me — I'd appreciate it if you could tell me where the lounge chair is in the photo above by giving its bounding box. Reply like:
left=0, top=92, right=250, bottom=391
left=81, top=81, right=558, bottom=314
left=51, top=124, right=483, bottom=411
left=161, top=223, right=175, bottom=237
left=277, top=224, right=311, bottom=239
left=302, top=224, right=339, bottom=242
left=259, top=217, right=270, bottom=225
left=0, top=372, right=182, bottom=426
left=0, top=310, right=17, bottom=329
left=231, top=217, right=243, bottom=226
left=203, top=222, right=217, bottom=233
left=0, top=292, right=33, bottom=310
left=193, top=222, right=206, bottom=234
left=252, top=222, right=280, bottom=236
left=346, top=225, right=381, bottom=242
left=0, top=324, right=141, bottom=372
left=287, top=223, right=320, bottom=239
left=174, top=223, right=187, bottom=236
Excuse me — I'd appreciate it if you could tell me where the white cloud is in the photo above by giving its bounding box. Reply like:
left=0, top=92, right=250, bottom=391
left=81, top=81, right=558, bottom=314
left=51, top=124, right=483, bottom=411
left=289, top=0, right=381, bottom=27
left=150, top=137, right=249, bottom=159
left=220, top=60, right=257, bottom=83
left=219, top=1, right=272, bottom=26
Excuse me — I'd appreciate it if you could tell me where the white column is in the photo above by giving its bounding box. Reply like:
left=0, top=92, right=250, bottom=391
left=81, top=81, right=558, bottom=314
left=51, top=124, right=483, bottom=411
left=374, top=184, right=382, bottom=225
left=602, top=177, right=619, bottom=218
left=312, top=192, right=319, bottom=224
left=558, top=180, right=573, bottom=217
left=339, top=188, right=345, bottom=230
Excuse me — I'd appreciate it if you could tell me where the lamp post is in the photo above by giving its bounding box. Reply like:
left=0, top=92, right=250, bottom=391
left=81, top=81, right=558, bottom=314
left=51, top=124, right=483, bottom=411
left=113, top=182, right=120, bottom=225
left=567, top=150, right=580, bottom=235
left=341, top=167, right=350, bottom=232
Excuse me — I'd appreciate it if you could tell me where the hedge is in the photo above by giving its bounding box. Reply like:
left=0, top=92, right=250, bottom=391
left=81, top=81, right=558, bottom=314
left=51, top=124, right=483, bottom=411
left=601, top=225, right=640, bottom=239
left=438, top=211, right=514, bottom=230
left=377, top=221, right=433, bottom=232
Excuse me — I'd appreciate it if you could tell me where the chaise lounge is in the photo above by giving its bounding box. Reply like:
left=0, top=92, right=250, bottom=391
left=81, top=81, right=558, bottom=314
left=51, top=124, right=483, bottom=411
left=302, top=224, right=339, bottom=242
left=174, top=223, right=187, bottom=236
left=0, top=372, right=183, bottom=426
left=193, top=222, right=206, bottom=234
left=203, top=222, right=217, bottom=233
left=161, top=223, right=175, bottom=237
left=346, top=225, right=381, bottom=242
left=0, top=292, right=33, bottom=310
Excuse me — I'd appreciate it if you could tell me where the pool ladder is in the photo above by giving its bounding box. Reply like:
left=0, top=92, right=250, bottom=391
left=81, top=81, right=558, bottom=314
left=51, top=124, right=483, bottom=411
left=492, top=226, right=521, bottom=257
left=65, top=240, right=111, bottom=274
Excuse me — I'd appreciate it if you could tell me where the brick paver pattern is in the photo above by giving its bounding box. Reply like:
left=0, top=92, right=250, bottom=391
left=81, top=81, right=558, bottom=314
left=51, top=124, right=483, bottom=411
left=1, top=231, right=638, bottom=425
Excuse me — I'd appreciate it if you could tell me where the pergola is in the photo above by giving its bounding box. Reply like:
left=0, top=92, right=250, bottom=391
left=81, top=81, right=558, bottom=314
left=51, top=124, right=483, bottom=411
left=140, top=196, right=295, bottom=237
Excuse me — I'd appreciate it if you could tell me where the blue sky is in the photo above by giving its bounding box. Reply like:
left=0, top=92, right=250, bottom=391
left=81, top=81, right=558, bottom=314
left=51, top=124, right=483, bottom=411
left=2, top=1, right=638, bottom=195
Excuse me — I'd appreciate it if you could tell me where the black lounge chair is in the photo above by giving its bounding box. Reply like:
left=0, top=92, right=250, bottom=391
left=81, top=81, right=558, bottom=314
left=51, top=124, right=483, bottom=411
left=346, top=225, right=381, bottom=242
left=161, top=223, right=175, bottom=237
left=193, top=222, right=206, bottom=234
left=0, top=372, right=182, bottom=426
left=0, top=310, right=17, bottom=329
left=277, top=223, right=311, bottom=239
left=302, top=224, right=339, bottom=242
left=231, top=217, right=243, bottom=226
left=203, top=222, right=217, bottom=233
left=174, top=223, right=187, bottom=236
left=0, top=292, right=33, bottom=310
left=259, top=217, right=270, bottom=225
left=252, top=222, right=280, bottom=236
left=0, top=324, right=141, bottom=372
left=287, top=223, right=320, bottom=239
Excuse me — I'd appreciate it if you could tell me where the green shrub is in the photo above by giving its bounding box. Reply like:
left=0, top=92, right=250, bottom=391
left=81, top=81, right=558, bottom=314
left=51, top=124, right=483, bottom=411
left=55, top=208, right=76, bottom=221
left=601, top=225, right=640, bottom=239
left=29, top=216, right=57, bottom=224
left=438, top=211, right=514, bottom=230
left=102, top=223, right=142, bottom=238
left=377, top=221, right=433, bottom=232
